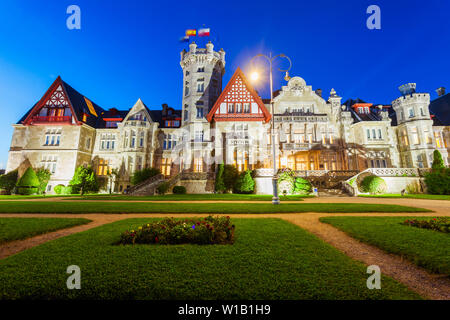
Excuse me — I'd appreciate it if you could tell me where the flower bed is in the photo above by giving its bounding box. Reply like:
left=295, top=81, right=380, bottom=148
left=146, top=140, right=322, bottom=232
left=402, top=217, right=449, bottom=233
left=118, top=216, right=235, bottom=245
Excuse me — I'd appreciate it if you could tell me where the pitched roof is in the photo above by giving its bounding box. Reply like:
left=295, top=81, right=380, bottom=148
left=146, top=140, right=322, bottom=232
left=429, top=93, right=450, bottom=125
left=206, top=67, right=271, bottom=123
left=19, top=76, right=106, bottom=127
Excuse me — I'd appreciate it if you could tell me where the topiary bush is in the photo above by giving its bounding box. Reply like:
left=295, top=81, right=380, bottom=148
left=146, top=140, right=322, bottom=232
left=54, top=184, right=64, bottom=195
left=293, top=177, right=312, bottom=195
left=172, top=186, right=186, bottom=194
left=359, top=176, right=387, bottom=194
left=0, top=169, right=18, bottom=194
left=117, top=216, right=235, bottom=245
left=223, top=165, right=239, bottom=193
left=431, top=150, right=445, bottom=170
left=16, top=167, right=40, bottom=195
left=278, top=169, right=295, bottom=195
left=214, top=163, right=226, bottom=193
left=234, top=170, right=255, bottom=194
left=424, top=168, right=450, bottom=195
left=157, top=182, right=170, bottom=195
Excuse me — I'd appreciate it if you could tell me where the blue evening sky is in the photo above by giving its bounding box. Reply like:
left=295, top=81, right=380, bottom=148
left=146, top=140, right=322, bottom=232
left=0, top=0, right=449, bottom=167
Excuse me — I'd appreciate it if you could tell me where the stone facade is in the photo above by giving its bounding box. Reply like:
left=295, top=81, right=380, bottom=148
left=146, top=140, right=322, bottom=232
left=5, top=43, right=450, bottom=194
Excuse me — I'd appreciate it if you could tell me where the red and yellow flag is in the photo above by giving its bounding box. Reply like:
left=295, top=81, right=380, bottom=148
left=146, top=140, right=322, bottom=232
left=185, top=29, right=196, bottom=36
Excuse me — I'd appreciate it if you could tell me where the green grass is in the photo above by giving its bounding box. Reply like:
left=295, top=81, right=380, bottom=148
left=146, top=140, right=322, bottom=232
left=320, top=216, right=450, bottom=275
left=0, top=201, right=431, bottom=214
left=0, top=218, right=421, bottom=299
left=0, top=194, right=80, bottom=200
left=67, top=194, right=312, bottom=201
left=0, top=218, right=91, bottom=244
left=359, top=194, right=450, bottom=200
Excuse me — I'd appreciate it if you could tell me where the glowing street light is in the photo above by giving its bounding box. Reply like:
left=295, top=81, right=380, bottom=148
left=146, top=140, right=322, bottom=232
left=250, top=71, right=259, bottom=82
left=250, top=53, right=292, bottom=205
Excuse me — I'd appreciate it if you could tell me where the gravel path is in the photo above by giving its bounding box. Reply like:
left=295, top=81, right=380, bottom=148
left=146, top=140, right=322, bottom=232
left=0, top=196, right=449, bottom=299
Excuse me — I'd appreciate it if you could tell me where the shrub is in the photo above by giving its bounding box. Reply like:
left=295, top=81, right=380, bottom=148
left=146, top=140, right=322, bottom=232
left=70, top=166, right=99, bottom=195
left=16, top=167, right=40, bottom=195
left=118, top=216, right=235, bottom=245
left=278, top=169, right=295, bottom=195
left=360, top=176, right=387, bottom=194
left=223, top=165, right=239, bottom=192
left=293, top=177, right=312, bottom=195
left=0, top=170, right=18, bottom=194
left=214, top=163, right=226, bottom=193
left=54, top=184, right=64, bottom=195
left=172, top=186, right=186, bottom=194
left=402, top=217, right=449, bottom=234
left=131, top=167, right=160, bottom=186
left=157, top=182, right=170, bottom=195
left=405, top=181, right=422, bottom=194
left=35, top=168, right=51, bottom=194
left=424, top=168, right=450, bottom=195
left=234, top=170, right=255, bottom=194
left=431, top=150, right=445, bottom=170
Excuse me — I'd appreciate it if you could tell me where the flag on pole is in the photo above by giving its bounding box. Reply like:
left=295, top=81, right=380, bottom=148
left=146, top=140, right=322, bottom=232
left=185, top=29, right=197, bottom=36
left=198, top=28, right=210, bottom=37
left=179, top=35, right=190, bottom=42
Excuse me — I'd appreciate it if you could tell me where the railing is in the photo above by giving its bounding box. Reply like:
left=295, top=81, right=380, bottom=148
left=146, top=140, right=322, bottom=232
left=294, top=170, right=359, bottom=178
left=364, top=168, right=429, bottom=177
left=31, top=116, right=71, bottom=123
left=126, top=173, right=164, bottom=195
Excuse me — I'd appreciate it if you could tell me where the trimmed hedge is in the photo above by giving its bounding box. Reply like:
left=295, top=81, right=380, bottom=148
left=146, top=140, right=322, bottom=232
left=360, top=176, right=387, bottom=194
left=172, top=186, right=186, bottom=194
left=425, top=168, right=450, bottom=195
left=293, top=177, right=312, bottom=195
left=16, top=167, right=40, bottom=195
left=0, top=170, right=18, bottom=194
left=118, top=216, right=235, bottom=245
left=234, top=170, right=255, bottom=194
left=157, top=182, right=170, bottom=195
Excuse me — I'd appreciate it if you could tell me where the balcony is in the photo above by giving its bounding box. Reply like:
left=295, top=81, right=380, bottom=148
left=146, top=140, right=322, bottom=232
left=31, top=116, right=72, bottom=124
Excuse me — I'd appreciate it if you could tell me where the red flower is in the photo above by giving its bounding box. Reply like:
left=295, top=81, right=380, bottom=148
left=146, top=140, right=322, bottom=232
left=155, top=236, right=159, bottom=243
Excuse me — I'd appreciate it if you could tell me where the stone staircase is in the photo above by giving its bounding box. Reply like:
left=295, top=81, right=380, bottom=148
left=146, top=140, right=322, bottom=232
left=127, top=173, right=165, bottom=196
left=317, top=188, right=350, bottom=197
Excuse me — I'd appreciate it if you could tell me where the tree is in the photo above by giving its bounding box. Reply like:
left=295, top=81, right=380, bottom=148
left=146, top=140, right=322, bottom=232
left=223, top=165, right=239, bottom=192
left=0, top=169, right=18, bottom=194
left=70, top=166, right=99, bottom=195
left=16, top=167, right=40, bottom=195
left=36, top=168, right=51, bottom=194
left=214, top=163, right=226, bottom=193
left=234, top=170, right=255, bottom=194
left=432, top=150, right=445, bottom=170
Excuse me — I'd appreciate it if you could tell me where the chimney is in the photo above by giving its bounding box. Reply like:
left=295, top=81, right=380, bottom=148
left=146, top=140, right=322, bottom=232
left=162, top=103, right=168, bottom=116
left=436, top=87, right=446, bottom=97
left=315, top=89, right=323, bottom=97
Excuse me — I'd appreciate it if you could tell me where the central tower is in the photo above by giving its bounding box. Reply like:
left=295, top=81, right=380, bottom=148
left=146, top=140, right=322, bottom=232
left=180, top=41, right=225, bottom=125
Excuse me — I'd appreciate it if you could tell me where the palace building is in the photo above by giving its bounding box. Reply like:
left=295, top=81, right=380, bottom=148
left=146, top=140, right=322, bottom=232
left=6, top=41, right=450, bottom=194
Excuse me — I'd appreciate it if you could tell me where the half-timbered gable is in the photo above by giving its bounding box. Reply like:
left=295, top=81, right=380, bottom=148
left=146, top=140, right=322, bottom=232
left=206, top=67, right=271, bottom=123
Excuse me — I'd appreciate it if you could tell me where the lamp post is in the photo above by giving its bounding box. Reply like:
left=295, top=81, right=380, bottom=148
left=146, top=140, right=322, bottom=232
left=250, top=53, right=292, bottom=205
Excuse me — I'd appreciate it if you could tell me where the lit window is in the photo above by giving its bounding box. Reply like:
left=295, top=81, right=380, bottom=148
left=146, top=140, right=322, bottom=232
left=194, top=158, right=203, bottom=172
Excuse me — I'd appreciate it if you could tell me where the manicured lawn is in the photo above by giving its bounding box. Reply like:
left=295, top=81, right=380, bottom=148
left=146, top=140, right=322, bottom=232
left=0, top=195, right=79, bottom=200
left=320, top=216, right=450, bottom=275
left=67, top=194, right=311, bottom=201
left=0, top=218, right=420, bottom=299
left=0, top=218, right=91, bottom=244
left=0, top=201, right=431, bottom=214
left=359, top=194, right=450, bottom=201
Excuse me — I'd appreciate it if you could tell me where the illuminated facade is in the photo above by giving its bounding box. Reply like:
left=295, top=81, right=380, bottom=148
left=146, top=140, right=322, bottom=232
left=6, top=42, right=449, bottom=193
